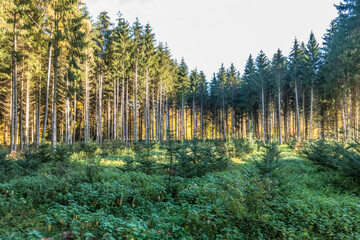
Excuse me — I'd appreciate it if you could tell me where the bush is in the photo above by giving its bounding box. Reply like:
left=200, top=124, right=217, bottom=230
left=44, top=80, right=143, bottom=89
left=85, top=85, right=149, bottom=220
left=302, top=140, right=360, bottom=182
left=255, top=142, right=281, bottom=177
left=133, top=142, right=157, bottom=174
left=16, top=150, right=42, bottom=175
left=175, top=139, right=230, bottom=178
left=301, top=140, right=338, bottom=170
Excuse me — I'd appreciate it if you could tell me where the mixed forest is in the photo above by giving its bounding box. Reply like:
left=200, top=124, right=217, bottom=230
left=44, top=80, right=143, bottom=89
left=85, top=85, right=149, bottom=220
left=0, top=0, right=360, bottom=239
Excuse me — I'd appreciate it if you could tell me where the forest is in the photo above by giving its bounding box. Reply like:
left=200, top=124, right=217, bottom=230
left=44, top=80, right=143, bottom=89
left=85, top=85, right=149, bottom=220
left=0, top=0, right=360, bottom=239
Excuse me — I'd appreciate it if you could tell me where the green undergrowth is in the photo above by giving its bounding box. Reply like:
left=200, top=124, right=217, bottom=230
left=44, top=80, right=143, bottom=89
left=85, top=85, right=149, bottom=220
left=0, top=142, right=359, bottom=239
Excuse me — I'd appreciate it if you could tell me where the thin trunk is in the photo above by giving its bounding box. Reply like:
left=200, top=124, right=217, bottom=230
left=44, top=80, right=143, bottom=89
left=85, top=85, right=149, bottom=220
left=73, top=92, right=77, bottom=143
left=51, top=14, right=58, bottom=149
left=261, top=84, right=265, bottom=143
left=201, top=98, right=204, bottom=139
left=309, top=81, right=314, bottom=140
left=302, top=91, right=305, bottom=141
left=84, top=58, right=89, bottom=143
left=222, top=94, right=226, bottom=140
left=121, top=77, right=125, bottom=142
left=20, top=77, right=23, bottom=150
left=36, top=74, right=41, bottom=148
left=42, top=36, right=53, bottom=143
left=126, top=80, right=129, bottom=144
left=192, top=94, right=195, bottom=139
left=134, top=59, right=138, bottom=142
left=145, top=66, right=149, bottom=143
left=294, top=79, right=301, bottom=139
left=10, top=12, right=18, bottom=152
left=25, top=73, right=30, bottom=148
left=181, top=97, right=185, bottom=141
left=278, top=86, right=282, bottom=144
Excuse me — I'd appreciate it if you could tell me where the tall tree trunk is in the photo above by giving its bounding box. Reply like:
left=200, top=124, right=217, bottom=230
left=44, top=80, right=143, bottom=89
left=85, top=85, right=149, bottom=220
left=20, top=77, right=23, bottom=150
left=134, top=59, right=138, bottom=142
left=126, top=80, right=129, bottom=144
left=278, top=86, right=282, bottom=144
left=84, top=58, right=90, bottom=143
left=42, top=36, right=52, bottom=143
left=51, top=16, right=58, bottom=149
left=261, top=83, right=265, bottom=143
left=25, top=73, right=30, bottom=148
left=201, top=98, right=204, bottom=139
left=222, top=94, right=226, bottom=140
left=113, top=78, right=117, bottom=140
left=181, top=97, right=185, bottom=141
left=294, top=79, right=301, bottom=139
left=309, top=81, right=314, bottom=140
left=121, top=77, right=125, bottom=142
left=145, top=66, right=149, bottom=143
left=192, top=94, right=195, bottom=139
left=97, top=72, right=103, bottom=143
left=302, top=91, right=305, bottom=140
left=107, top=100, right=111, bottom=140
left=10, top=12, right=18, bottom=152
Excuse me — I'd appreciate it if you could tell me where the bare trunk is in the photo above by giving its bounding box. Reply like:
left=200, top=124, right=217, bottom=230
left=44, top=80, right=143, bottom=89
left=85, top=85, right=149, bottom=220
left=25, top=73, right=30, bottom=148
left=51, top=15, right=58, bottom=149
left=261, top=84, right=265, bottom=143
left=84, top=58, right=90, bottom=143
left=10, top=12, right=18, bottom=152
left=309, top=82, right=314, bottom=140
left=126, top=80, right=129, bottom=144
left=222, top=94, right=226, bottom=140
left=278, top=86, right=282, bottom=144
left=134, top=59, right=138, bottom=142
left=145, top=66, right=149, bottom=143
left=201, top=98, right=204, bottom=139
left=181, top=97, right=185, bottom=141
left=302, top=91, right=305, bottom=140
left=294, top=79, right=301, bottom=139
left=42, top=36, right=53, bottom=143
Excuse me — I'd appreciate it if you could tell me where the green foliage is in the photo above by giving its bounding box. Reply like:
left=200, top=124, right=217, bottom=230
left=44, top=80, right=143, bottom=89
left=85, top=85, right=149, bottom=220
left=0, top=141, right=359, bottom=239
left=176, top=139, right=230, bottom=178
left=253, top=142, right=281, bottom=177
left=133, top=142, right=157, bottom=174
left=17, top=150, right=42, bottom=175
left=302, top=140, right=360, bottom=183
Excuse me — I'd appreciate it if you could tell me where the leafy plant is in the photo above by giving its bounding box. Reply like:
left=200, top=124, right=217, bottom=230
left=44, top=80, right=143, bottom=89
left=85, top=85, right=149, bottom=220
left=175, top=138, right=230, bottom=178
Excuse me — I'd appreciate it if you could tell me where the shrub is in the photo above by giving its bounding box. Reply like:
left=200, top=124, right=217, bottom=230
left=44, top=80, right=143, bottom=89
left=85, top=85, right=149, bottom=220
left=301, top=140, right=338, bottom=170
left=175, top=139, right=230, bottom=178
left=16, top=150, right=41, bottom=175
left=133, top=142, right=157, bottom=174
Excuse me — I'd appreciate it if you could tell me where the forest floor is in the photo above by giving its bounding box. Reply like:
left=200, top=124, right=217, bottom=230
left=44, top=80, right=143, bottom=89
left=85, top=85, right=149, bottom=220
left=0, top=141, right=359, bottom=239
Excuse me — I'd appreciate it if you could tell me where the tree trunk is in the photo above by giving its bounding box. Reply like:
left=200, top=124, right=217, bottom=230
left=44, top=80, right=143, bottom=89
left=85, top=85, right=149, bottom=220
left=84, top=58, right=90, bottom=143
left=10, top=12, right=18, bottom=152
left=51, top=17, right=58, bottom=149
left=222, top=94, right=226, bottom=140
left=302, top=91, right=305, bottom=140
left=261, top=83, right=265, bottom=143
left=309, top=81, right=314, bottom=140
left=126, top=80, right=129, bottom=144
left=134, top=59, right=138, bottom=142
left=278, top=86, right=282, bottom=144
left=201, top=98, right=204, bottom=139
left=42, top=36, right=52, bottom=144
left=25, top=73, right=30, bottom=148
left=294, top=79, right=301, bottom=139
left=181, top=97, right=185, bottom=141
left=97, top=72, right=103, bottom=143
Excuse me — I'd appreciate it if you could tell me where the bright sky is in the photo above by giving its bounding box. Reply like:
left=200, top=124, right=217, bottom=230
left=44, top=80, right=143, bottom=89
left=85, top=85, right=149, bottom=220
left=84, top=0, right=340, bottom=79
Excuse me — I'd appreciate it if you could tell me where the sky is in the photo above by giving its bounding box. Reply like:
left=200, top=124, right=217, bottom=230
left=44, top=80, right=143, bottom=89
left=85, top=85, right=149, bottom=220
left=83, top=0, right=340, bottom=79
